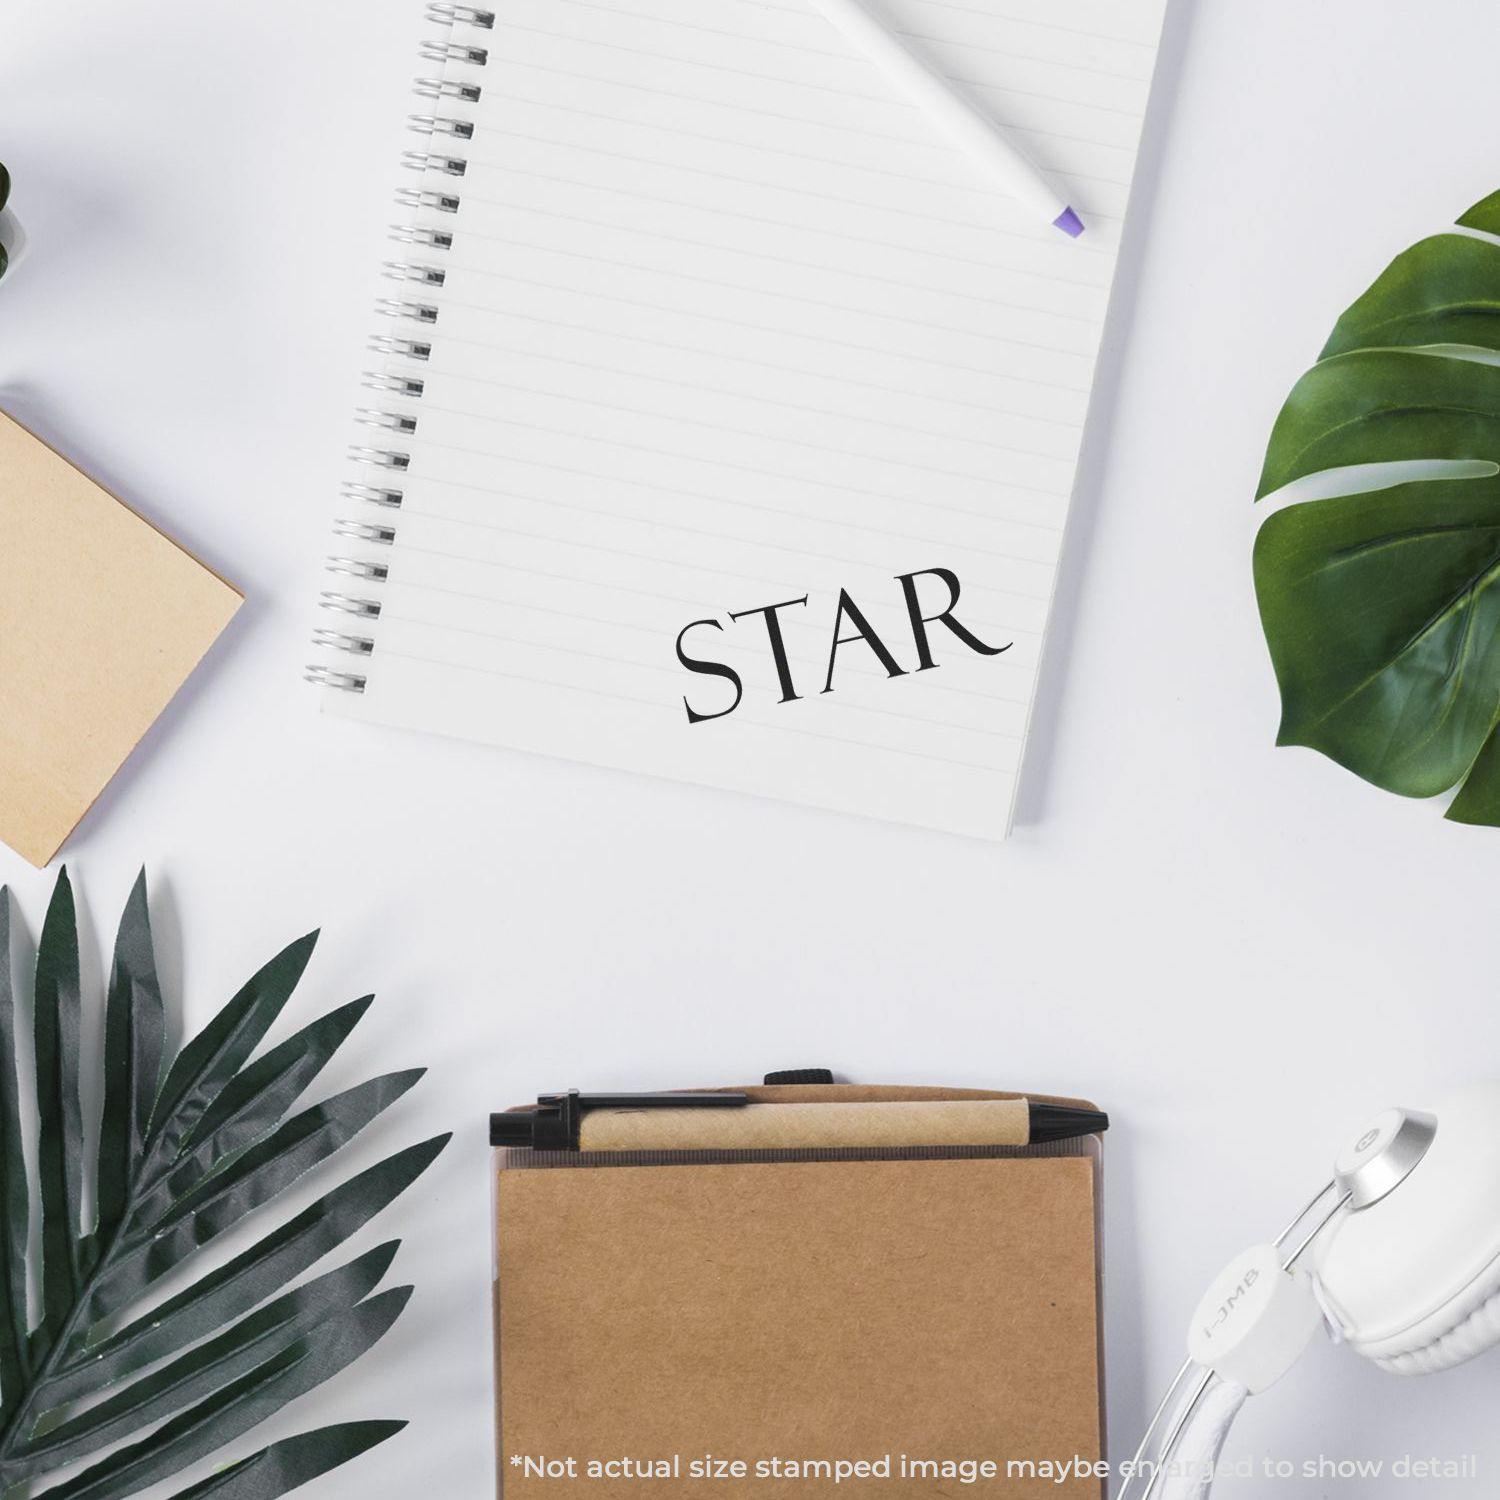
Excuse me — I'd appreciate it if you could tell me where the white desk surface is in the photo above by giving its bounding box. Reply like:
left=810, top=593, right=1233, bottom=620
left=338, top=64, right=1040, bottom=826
left=4, top=2, right=1500, bottom=1495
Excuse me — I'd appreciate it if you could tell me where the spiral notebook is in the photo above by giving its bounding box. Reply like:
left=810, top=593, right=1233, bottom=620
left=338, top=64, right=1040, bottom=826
left=310, top=0, right=1169, bottom=838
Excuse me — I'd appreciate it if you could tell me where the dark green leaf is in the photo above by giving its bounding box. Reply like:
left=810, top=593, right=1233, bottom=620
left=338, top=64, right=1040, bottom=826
left=12, top=1245, right=398, bottom=1478
left=151, top=997, right=375, bottom=1211
left=1457, top=189, right=1500, bottom=234
left=145, top=931, right=318, bottom=1166
left=103, top=1073, right=423, bottom=1304
left=165, top=1422, right=406, bottom=1500
left=32, top=1288, right=412, bottom=1500
left=1256, top=348, right=1500, bottom=501
left=97, top=870, right=166, bottom=1249
left=183, top=996, right=374, bottom=1159
left=0, top=891, right=28, bottom=1401
left=1254, top=192, right=1500, bottom=820
left=0, top=877, right=436, bottom=1496
left=52, top=1135, right=448, bottom=1401
left=1254, top=478, right=1500, bottom=798
left=33, top=869, right=85, bottom=1347
left=0, top=163, right=10, bottom=214
left=1445, top=719, right=1500, bottom=823
left=1320, top=234, right=1500, bottom=360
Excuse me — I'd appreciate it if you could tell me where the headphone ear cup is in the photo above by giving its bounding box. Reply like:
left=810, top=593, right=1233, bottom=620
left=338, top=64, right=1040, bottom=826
left=1361, top=1257, right=1500, bottom=1375
left=1316, top=1085, right=1500, bottom=1375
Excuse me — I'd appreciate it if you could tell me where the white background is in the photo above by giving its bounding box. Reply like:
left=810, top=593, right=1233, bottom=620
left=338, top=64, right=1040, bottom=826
left=4, top=0, right=1500, bottom=1495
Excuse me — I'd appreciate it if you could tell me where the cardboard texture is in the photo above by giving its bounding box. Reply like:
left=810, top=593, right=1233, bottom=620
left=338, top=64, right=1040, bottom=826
left=0, top=409, right=241, bottom=865
left=579, top=1099, right=1032, bottom=1150
left=494, top=1087, right=1103, bottom=1499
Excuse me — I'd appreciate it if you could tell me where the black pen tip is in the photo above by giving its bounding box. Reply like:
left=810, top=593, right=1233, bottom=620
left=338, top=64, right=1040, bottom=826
left=490, top=1110, right=536, bottom=1147
left=1028, top=1101, right=1109, bottom=1143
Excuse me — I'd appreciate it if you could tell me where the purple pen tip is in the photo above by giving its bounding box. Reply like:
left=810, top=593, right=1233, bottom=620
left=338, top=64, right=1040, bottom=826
left=1052, top=206, right=1085, bottom=239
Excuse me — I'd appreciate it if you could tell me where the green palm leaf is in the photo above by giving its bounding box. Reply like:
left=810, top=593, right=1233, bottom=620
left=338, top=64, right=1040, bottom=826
left=0, top=869, right=448, bottom=1499
left=1253, top=188, right=1500, bottom=821
left=97, top=871, right=165, bottom=1250
left=167, top=1423, right=407, bottom=1500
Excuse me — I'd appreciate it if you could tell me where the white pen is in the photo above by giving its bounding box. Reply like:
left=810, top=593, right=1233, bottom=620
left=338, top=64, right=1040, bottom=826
left=807, top=0, right=1085, bottom=238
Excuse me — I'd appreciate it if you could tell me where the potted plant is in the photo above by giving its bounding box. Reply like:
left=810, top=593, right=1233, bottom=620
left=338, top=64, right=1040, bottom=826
left=0, top=162, right=13, bottom=278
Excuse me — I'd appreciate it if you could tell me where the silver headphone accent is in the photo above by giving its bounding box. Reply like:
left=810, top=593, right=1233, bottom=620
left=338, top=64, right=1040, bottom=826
left=1334, top=1108, right=1437, bottom=1209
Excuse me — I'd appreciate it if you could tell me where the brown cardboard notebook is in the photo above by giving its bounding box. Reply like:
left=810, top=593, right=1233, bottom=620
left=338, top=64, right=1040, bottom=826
left=494, top=1087, right=1103, bottom=1499
left=0, top=410, right=241, bottom=865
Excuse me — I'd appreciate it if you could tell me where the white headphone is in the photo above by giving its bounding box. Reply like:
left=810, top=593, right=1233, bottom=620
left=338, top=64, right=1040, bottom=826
left=1123, top=1085, right=1500, bottom=1499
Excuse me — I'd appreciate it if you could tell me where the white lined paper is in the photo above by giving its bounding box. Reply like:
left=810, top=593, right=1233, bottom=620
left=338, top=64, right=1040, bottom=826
left=324, top=0, right=1167, bottom=837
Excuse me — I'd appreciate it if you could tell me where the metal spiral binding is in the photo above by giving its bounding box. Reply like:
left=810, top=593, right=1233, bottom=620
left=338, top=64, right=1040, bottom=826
left=401, top=148, right=467, bottom=178
left=367, top=334, right=432, bottom=362
left=395, top=186, right=462, bottom=215
left=381, top=259, right=447, bottom=288
left=375, top=296, right=440, bottom=324
left=310, top=6, right=486, bottom=693
left=419, top=38, right=489, bottom=66
left=408, top=113, right=475, bottom=140
left=413, top=77, right=482, bottom=104
left=311, top=629, right=376, bottom=656
left=362, top=371, right=426, bottom=397
left=390, top=225, right=454, bottom=251
left=426, top=3, right=495, bottom=26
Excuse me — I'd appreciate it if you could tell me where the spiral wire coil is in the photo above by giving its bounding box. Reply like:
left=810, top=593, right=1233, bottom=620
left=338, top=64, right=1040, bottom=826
left=306, top=5, right=488, bottom=692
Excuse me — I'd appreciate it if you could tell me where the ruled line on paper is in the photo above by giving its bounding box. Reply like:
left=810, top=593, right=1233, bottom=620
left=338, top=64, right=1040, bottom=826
left=374, top=649, right=1022, bottom=772
left=416, top=398, right=1075, bottom=495
left=405, top=465, right=1066, bottom=551
left=470, top=125, right=1132, bottom=212
left=531, top=0, right=1159, bottom=82
left=431, top=290, right=1094, bottom=395
left=391, top=536, right=1047, bottom=624
left=384, top=565, right=1042, bottom=668
left=427, top=356, right=1085, bottom=448
left=379, top=601, right=1037, bottom=708
left=434, top=311, right=1092, bottom=413
left=456, top=171, right=1119, bottom=300
left=900, top=0, right=1161, bottom=49
left=411, top=430, right=1072, bottom=515
left=715, top=0, right=1161, bottom=51
left=491, top=88, right=1138, bottom=182
left=436, top=242, right=1105, bottom=365
left=486, top=56, right=1130, bottom=210
left=375, top=624, right=1024, bottom=741
left=490, top=18, right=1150, bottom=120
left=387, top=510, right=1050, bottom=625
left=399, top=477, right=1065, bottom=564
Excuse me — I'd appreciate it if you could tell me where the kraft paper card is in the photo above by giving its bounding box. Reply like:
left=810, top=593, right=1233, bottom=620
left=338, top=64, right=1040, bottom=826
left=494, top=1142, right=1102, bottom=1498
left=0, top=409, right=241, bottom=865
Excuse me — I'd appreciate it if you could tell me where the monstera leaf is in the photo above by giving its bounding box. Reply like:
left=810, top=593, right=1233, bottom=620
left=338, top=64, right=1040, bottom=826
left=0, top=869, right=449, bottom=1498
left=1254, top=189, right=1500, bottom=823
